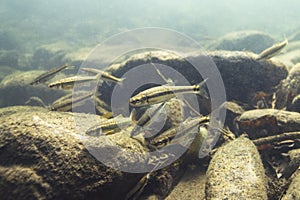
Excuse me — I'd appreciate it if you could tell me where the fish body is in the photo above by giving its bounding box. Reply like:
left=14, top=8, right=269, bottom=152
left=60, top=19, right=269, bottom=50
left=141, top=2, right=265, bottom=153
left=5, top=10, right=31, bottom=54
left=81, top=67, right=123, bottom=83
left=148, top=116, right=209, bottom=150
left=50, top=92, right=94, bottom=111
left=257, top=38, right=288, bottom=60
left=30, top=64, right=69, bottom=85
left=86, top=115, right=132, bottom=136
left=130, top=102, right=167, bottom=136
left=130, top=79, right=208, bottom=107
left=48, top=75, right=99, bottom=90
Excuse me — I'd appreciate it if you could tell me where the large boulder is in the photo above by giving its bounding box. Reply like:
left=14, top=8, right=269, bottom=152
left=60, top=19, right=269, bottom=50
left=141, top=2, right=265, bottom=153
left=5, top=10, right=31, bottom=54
left=0, top=106, right=147, bottom=200
left=0, top=65, right=18, bottom=82
left=207, top=30, right=275, bottom=53
left=0, top=70, right=67, bottom=107
left=98, top=50, right=287, bottom=106
left=205, top=136, right=267, bottom=200
left=31, top=42, right=71, bottom=70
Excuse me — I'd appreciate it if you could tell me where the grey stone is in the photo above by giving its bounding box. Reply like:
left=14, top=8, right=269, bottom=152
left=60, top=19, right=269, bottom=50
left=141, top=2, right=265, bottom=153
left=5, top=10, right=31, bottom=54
left=205, top=136, right=267, bottom=200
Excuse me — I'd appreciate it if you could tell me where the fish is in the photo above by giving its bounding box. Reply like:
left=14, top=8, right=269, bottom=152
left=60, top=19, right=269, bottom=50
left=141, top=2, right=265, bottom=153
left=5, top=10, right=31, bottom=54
left=86, top=115, right=132, bottom=136
left=257, top=38, right=288, bottom=60
left=30, top=64, right=70, bottom=85
left=48, top=75, right=99, bottom=90
left=130, top=102, right=167, bottom=136
left=81, top=67, right=123, bottom=83
left=50, top=92, right=94, bottom=111
left=129, top=79, right=208, bottom=107
left=147, top=116, right=210, bottom=150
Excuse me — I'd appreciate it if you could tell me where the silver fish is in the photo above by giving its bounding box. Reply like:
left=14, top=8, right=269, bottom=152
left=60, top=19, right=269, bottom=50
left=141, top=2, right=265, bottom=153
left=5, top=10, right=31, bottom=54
left=148, top=116, right=209, bottom=150
left=30, top=64, right=70, bottom=85
left=86, top=115, right=132, bottom=136
left=81, top=67, right=123, bottom=83
left=130, top=79, right=208, bottom=107
left=257, top=38, right=288, bottom=60
left=130, top=102, right=167, bottom=136
left=50, top=92, right=94, bottom=111
left=48, top=75, right=99, bottom=90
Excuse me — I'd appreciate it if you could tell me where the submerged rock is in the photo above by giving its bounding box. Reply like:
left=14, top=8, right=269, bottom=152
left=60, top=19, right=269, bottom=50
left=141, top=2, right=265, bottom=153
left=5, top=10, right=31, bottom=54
left=281, top=171, right=300, bottom=200
left=205, top=136, right=267, bottom=200
left=31, top=42, right=71, bottom=69
left=0, top=70, right=68, bottom=108
left=0, top=106, right=147, bottom=199
left=236, top=109, right=300, bottom=139
left=99, top=50, right=287, bottom=106
left=166, top=165, right=206, bottom=200
left=276, top=49, right=300, bottom=68
left=274, top=63, right=300, bottom=109
left=222, top=101, right=245, bottom=131
left=0, top=166, right=51, bottom=200
left=0, top=65, right=18, bottom=82
left=290, top=94, right=300, bottom=112
left=63, top=47, right=92, bottom=67
left=207, top=30, right=275, bottom=53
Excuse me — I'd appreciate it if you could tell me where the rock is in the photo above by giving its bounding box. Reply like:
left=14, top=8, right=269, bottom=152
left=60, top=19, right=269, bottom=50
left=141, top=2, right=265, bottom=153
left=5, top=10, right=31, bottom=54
left=166, top=165, right=206, bottom=200
left=0, top=65, right=18, bottom=82
left=64, top=47, right=92, bottom=68
left=290, top=94, right=300, bottom=112
left=31, top=42, right=71, bottom=69
left=0, top=106, right=147, bottom=199
left=281, top=148, right=300, bottom=179
left=236, top=109, right=300, bottom=139
left=99, top=50, right=287, bottom=106
left=0, top=166, right=51, bottom=200
left=281, top=171, right=300, bottom=200
left=221, top=101, right=245, bottom=131
left=207, top=30, right=275, bottom=53
left=0, top=71, right=68, bottom=107
left=207, top=51, right=287, bottom=103
left=274, top=63, right=300, bottom=109
left=276, top=49, right=300, bottom=68
left=205, top=136, right=267, bottom=200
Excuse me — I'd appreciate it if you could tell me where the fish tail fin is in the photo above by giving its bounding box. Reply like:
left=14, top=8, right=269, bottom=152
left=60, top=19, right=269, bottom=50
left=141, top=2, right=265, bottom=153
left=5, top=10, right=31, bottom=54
left=195, top=78, right=209, bottom=99
left=116, top=77, right=126, bottom=87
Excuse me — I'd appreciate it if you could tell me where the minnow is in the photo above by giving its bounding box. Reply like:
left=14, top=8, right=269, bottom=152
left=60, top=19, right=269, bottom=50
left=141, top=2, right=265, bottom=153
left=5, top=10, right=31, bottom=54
left=130, top=79, right=208, bottom=107
left=30, top=64, right=70, bottom=85
left=257, top=38, right=288, bottom=60
left=86, top=115, right=132, bottom=136
left=48, top=75, right=99, bottom=90
left=81, top=67, right=123, bottom=83
left=130, top=102, right=166, bottom=136
left=50, top=92, right=94, bottom=111
left=147, top=116, right=210, bottom=150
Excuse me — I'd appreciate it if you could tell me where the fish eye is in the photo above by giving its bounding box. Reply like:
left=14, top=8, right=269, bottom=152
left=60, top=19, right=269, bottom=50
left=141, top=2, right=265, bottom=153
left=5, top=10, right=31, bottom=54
left=130, top=98, right=140, bottom=105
